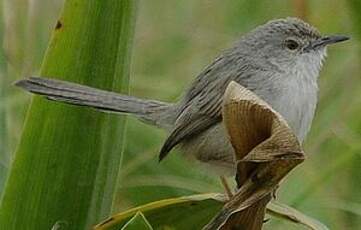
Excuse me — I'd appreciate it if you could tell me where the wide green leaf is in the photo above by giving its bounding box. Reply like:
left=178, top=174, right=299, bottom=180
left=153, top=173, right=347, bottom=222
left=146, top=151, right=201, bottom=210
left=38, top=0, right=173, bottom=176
left=95, top=193, right=328, bottom=230
left=95, top=193, right=225, bottom=230
left=0, top=0, right=137, bottom=229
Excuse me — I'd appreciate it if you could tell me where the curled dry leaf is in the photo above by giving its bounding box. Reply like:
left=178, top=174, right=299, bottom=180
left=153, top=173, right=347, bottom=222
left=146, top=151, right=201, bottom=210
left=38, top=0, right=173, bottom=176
left=204, top=81, right=305, bottom=230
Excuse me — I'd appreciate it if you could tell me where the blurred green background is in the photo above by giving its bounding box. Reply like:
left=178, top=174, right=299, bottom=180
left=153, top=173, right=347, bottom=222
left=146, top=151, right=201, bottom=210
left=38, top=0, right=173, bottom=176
left=0, top=0, right=360, bottom=229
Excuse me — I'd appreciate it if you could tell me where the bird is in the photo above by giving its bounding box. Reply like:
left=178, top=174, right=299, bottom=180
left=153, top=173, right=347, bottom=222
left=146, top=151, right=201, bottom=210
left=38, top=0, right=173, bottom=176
left=15, top=17, right=349, bottom=176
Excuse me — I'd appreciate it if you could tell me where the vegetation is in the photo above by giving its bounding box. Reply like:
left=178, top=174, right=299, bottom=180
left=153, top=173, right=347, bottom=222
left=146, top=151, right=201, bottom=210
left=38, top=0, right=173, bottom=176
left=0, top=0, right=137, bottom=229
left=0, top=0, right=359, bottom=229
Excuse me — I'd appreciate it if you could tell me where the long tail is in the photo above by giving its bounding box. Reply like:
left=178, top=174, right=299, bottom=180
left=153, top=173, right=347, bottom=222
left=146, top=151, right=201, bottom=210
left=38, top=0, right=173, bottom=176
left=15, top=77, right=175, bottom=129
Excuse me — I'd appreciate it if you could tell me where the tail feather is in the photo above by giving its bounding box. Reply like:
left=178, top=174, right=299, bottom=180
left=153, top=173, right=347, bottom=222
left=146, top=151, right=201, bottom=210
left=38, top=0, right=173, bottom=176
left=15, top=77, right=175, bottom=129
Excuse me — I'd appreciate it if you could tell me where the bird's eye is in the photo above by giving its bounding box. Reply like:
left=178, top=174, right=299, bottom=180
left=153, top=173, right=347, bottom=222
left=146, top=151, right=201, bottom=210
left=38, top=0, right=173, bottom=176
left=285, top=39, right=299, bottom=50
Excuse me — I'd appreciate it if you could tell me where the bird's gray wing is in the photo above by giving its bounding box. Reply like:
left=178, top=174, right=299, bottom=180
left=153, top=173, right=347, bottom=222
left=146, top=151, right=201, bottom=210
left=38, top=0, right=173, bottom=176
left=159, top=54, right=257, bottom=160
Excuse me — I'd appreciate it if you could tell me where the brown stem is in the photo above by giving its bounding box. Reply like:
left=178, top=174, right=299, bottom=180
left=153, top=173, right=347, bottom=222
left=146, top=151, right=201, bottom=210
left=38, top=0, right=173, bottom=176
left=293, top=0, right=308, bottom=20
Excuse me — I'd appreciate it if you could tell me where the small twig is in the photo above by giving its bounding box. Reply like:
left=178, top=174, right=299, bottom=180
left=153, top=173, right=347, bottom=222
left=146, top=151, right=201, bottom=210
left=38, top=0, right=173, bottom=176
left=220, top=176, right=233, bottom=200
left=293, top=0, right=308, bottom=20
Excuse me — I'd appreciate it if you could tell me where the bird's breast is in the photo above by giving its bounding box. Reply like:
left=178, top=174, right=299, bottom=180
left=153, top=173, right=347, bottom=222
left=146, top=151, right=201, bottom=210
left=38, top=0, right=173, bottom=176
left=264, top=70, right=319, bottom=143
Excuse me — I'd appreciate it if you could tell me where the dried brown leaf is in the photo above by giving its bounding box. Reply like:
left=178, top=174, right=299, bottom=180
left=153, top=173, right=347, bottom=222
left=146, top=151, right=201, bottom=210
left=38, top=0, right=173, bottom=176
left=204, top=81, right=305, bottom=230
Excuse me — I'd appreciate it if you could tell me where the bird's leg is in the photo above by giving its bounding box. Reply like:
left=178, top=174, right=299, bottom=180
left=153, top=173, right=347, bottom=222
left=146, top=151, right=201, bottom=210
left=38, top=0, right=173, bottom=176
left=220, top=176, right=233, bottom=200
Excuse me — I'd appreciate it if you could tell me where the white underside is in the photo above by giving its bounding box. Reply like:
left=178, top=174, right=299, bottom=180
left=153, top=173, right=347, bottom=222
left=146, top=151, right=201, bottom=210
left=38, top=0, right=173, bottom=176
left=181, top=49, right=325, bottom=175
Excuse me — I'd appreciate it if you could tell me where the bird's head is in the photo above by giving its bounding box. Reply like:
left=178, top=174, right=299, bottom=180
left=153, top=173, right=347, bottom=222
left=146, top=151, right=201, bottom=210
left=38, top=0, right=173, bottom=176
left=241, top=17, right=349, bottom=77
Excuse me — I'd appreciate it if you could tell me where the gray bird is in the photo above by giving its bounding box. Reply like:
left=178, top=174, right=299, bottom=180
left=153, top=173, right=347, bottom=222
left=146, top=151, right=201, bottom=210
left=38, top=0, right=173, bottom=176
left=16, top=17, right=349, bottom=175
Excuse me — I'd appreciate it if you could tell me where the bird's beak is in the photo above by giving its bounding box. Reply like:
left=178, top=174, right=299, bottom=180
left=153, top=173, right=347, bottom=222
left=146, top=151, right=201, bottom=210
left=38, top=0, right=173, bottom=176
left=310, top=35, right=350, bottom=49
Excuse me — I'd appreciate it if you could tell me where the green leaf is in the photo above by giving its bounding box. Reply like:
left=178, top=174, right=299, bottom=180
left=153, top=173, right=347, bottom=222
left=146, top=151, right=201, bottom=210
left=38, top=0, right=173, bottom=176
left=0, top=0, right=10, bottom=198
left=96, top=193, right=329, bottom=230
left=121, top=212, right=153, bottom=230
left=0, top=0, right=137, bottom=229
left=95, top=193, right=225, bottom=230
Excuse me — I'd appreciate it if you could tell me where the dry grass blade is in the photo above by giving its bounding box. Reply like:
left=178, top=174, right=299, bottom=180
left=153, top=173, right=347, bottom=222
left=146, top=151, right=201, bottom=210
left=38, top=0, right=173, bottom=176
left=267, top=201, right=330, bottom=230
left=120, top=212, right=154, bottom=230
left=204, top=81, right=305, bottom=230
